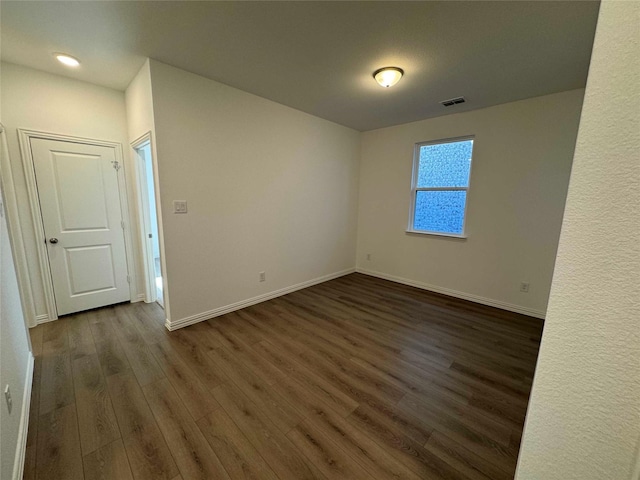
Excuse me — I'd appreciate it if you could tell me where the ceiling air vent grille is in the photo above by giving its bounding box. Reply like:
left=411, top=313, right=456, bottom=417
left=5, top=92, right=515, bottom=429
left=440, top=96, right=466, bottom=107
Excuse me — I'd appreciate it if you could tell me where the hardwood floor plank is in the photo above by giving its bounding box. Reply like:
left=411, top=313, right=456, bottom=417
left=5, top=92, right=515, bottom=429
left=213, top=382, right=326, bottom=480
left=39, top=352, right=74, bottom=415
left=82, top=439, right=134, bottom=480
left=301, top=402, right=426, bottom=480
left=23, top=443, right=37, bottom=480
left=123, top=424, right=180, bottom=480
left=41, top=318, right=69, bottom=355
left=27, top=273, right=542, bottom=480
left=88, top=307, right=120, bottom=342
left=163, top=329, right=226, bottom=390
left=106, top=372, right=179, bottom=480
left=208, top=346, right=301, bottom=433
left=406, top=390, right=513, bottom=446
left=106, top=372, right=156, bottom=436
left=127, top=302, right=168, bottom=345
left=212, top=310, right=264, bottom=345
left=36, top=403, right=84, bottom=480
left=142, top=379, right=231, bottom=480
left=253, top=340, right=359, bottom=417
left=345, top=403, right=469, bottom=479
left=72, top=354, right=120, bottom=454
left=287, top=423, right=376, bottom=480
left=182, top=320, right=224, bottom=351
left=111, top=307, right=165, bottom=386
left=149, top=341, right=221, bottom=420
left=424, top=431, right=512, bottom=480
left=397, top=393, right=517, bottom=473
left=68, top=313, right=97, bottom=360
left=27, top=356, right=42, bottom=447
left=197, top=408, right=280, bottom=480
left=258, top=334, right=401, bottom=416
left=120, top=340, right=165, bottom=387
left=95, top=336, right=132, bottom=377
left=29, top=324, right=44, bottom=356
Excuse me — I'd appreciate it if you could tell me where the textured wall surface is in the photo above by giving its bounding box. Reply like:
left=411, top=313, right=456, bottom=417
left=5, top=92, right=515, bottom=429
left=515, top=1, right=640, bottom=478
left=148, top=60, right=361, bottom=325
left=356, top=89, right=584, bottom=317
left=0, top=165, right=32, bottom=480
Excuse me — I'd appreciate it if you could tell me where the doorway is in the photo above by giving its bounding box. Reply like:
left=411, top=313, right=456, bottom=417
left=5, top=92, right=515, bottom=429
left=27, top=136, right=132, bottom=316
left=133, top=136, right=163, bottom=307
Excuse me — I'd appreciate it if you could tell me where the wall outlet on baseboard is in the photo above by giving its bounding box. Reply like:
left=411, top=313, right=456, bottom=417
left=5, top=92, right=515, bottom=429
left=520, top=282, right=530, bottom=293
left=259, top=271, right=266, bottom=282
left=4, top=385, right=12, bottom=414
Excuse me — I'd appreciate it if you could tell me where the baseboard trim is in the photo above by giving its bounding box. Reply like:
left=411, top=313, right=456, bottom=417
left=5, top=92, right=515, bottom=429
left=166, top=267, right=356, bottom=330
left=12, top=352, right=34, bottom=480
left=35, top=314, right=52, bottom=325
left=132, top=294, right=146, bottom=303
left=356, top=267, right=546, bottom=319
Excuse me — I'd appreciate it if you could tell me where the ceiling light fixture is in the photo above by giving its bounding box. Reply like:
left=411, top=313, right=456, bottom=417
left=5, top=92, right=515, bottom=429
left=373, top=67, right=404, bottom=88
left=55, top=53, right=80, bottom=67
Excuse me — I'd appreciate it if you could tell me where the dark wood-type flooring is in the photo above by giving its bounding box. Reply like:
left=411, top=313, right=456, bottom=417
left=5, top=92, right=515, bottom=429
left=24, top=273, right=543, bottom=480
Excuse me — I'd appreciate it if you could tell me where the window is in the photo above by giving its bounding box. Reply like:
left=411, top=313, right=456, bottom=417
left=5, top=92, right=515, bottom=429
left=408, top=136, right=474, bottom=237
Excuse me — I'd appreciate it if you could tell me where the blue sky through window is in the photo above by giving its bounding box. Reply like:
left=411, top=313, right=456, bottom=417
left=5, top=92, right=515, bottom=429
left=417, top=141, right=472, bottom=188
left=413, top=139, right=473, bottom=234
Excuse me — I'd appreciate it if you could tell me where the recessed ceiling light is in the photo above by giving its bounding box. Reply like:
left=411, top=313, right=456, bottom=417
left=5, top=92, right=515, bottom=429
left=373, top=67, right=404, bottom=88
left=55, top=53, right=80, bottom=67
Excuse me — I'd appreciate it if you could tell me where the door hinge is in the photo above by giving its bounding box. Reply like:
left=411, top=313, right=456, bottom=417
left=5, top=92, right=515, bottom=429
left=127, top=275, right=131, bottom=284
left=121, top=220, right=125, bottom=230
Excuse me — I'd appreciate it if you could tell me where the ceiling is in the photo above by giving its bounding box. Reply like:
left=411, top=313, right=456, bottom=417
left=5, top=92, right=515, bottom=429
left=0, top=1, right=599, bottom=131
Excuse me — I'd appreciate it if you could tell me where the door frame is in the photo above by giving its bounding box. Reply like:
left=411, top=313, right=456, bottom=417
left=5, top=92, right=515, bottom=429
left=0, top=124, right=37, bottom=328
left=131, top=132, right=160, bottom=304
left=18, top=129, right=137, bottom=321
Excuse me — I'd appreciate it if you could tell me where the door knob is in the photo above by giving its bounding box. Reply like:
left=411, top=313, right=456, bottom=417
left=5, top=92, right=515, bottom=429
left=49, top=238, right=59, bottom=244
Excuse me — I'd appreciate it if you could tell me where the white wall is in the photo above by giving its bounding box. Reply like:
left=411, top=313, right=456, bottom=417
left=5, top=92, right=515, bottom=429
left=147, top=60, right=361, bottom=327
left=124, top=60, right=165, bottom=310
left=516, top=1, right=640, bottom=478
left=356, top=89, right=584, bottom=317
left=0, top=143, right=33, bottom=480
left=125, top=60, right=155, bottom=143
left=0, top=62, right=145, bottom=322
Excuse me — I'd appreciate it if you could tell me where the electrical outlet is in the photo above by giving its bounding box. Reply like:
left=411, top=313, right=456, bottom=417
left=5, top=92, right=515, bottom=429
left=173, top=200, right=188, bottom=214
left=4, top=385, right=12, bottom=414
left=520, top=282, right=530, bottom=293
left=366, top=253, right=372, bottom=261
left=259, top=271, right=266, bottom=282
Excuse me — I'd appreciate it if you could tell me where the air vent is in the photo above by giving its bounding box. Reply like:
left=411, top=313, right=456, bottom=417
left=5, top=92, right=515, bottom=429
left=440, top=96, right=466, bottom=107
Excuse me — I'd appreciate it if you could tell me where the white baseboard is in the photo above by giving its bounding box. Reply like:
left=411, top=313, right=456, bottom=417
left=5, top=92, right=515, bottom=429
left=132, top=294, right=146, bottom=303
left=12, top=352, right=34, bottom=480
left=166, top=267, right=356, bottom=330
left=35, top=314, right=52, bottom=325
left=356, top=267, right=546, bottom=319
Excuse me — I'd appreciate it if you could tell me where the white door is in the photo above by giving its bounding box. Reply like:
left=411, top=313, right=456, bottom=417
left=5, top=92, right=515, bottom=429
left=31, top=138, right=130, bottom=316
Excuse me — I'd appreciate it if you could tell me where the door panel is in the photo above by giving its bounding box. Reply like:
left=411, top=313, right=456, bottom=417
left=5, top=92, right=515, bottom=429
left=51, top=151, right=110, bottom=231
left=65, top=245, right=116, bottom=295
left=31, top=138, right=130, bottom=315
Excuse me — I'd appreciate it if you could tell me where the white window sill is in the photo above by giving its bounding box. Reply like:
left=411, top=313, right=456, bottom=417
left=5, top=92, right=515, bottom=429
left=405, top=229, right=468, bottom=239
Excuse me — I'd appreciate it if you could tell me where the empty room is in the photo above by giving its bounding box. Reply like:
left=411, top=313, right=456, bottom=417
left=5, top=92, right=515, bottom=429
left=0, top=1, right=638, bottom=480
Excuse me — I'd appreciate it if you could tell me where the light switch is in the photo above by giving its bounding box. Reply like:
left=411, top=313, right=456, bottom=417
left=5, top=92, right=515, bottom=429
left=173, top=200, right=188, bottom=214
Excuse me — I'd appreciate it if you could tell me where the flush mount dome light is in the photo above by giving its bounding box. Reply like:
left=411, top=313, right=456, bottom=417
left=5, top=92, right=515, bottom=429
left=373, top=67, right=403, bottom=88
left=55, top=53, right=80, bottom=67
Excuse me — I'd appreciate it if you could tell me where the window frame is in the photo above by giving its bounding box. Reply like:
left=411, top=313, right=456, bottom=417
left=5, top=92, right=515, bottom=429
left=407, top=135, right=475, bottom=238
